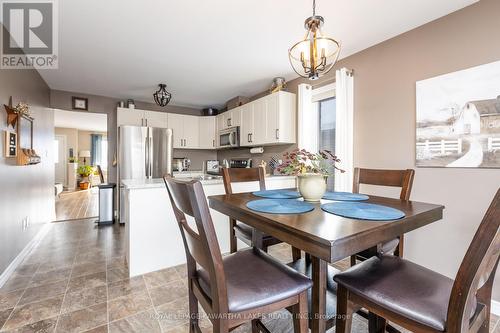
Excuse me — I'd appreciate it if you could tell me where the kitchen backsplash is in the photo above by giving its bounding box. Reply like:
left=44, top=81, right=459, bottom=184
left=173, top=149, right=217, bottom=171
left=217, top=144, right=296, bottom=174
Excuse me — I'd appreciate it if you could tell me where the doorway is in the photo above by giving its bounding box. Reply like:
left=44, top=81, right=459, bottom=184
left=53, top=109, right=108, bottom=222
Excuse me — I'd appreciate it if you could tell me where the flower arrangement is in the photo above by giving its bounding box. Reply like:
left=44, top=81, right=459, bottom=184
left=13, top=102, right=30, bottom=117
left=277, top=148, right=344, bottom=176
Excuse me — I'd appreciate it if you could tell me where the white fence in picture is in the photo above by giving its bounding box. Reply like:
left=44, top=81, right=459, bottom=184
left=417, top=139, right=462, bottom=159
left=488, top=137, right=500, bottom=151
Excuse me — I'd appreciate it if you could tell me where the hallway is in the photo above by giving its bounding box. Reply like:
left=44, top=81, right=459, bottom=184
left=55, top=189, right=99, bottom=222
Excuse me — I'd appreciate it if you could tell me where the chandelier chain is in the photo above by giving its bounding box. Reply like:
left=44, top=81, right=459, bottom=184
left=312, top=0, right=316, bottom=16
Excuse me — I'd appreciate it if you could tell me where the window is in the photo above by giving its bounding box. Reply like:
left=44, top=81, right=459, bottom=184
left=318, top=98, right=336, bottom=190
left=100, top=138, right=108, bottom=170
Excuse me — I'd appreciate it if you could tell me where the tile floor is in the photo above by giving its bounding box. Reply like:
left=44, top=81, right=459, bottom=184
left=0, top=219, right=498, bottom=333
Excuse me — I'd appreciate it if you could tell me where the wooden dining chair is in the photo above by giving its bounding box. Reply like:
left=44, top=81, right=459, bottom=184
left=335, top=188, right=500, bottom=333
left=350, top=167, right=415, bottom=265
left=164, top=177, right=312, bottom=333
left=221, top=167, right=302, bottom=261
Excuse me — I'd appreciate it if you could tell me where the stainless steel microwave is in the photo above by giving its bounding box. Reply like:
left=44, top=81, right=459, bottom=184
left=218, top=126, right=240, bottom=148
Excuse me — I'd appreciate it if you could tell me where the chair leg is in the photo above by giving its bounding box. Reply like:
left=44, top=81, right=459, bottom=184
left=305, top=252, right=311, bottom=264
left=213, top=319, right=230, bottom=333
left=229, top=218, right=237, bottom=253
left=350, top=255, right=357, bottom=266
left=188, top=283, right=200, bottom=333
left=336, top=285, right=354, bottom=333
left=291, top=291, right=308, bottom=333
left=292, top=247, right=302, bottom=261
left=368, top=312, right=387, bottom=333
left=394, top=236, right=404, bottom=258
left=251, top=319, right=260, bottom=333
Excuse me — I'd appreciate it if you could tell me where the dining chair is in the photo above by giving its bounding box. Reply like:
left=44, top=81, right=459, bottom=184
left=221, top=167, right=302, bottom=261
left=350, top=167, right=415, bottom=265
left=335, top=188, right=500, bottom=333
left=164, top=177, right=312, bottom=333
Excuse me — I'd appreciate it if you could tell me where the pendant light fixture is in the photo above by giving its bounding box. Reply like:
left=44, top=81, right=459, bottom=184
left=153, top=84, right=172, bottom=107
left=288, top=0, right=341, bottom=80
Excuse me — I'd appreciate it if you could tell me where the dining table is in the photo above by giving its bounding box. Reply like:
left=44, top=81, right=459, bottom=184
left=208, top=190, right=444, bottom=333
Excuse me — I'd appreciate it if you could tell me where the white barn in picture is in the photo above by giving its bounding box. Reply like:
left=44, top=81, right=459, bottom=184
left=416, top=61, right=500, bottom=168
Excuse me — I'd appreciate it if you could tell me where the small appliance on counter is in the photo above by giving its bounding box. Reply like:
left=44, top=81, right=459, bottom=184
left=205, top=160, right=220, bottom=175
left=229, top=158, right=252, bottom=168
left=173, top=157, right=191, bottom=172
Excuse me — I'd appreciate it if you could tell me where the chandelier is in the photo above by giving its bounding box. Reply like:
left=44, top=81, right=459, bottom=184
left=288, top=0, right=341, bottom=80
left=153, top=84, right=172, bottom=107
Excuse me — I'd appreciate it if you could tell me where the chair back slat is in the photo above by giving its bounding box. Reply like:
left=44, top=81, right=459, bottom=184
left=221, top=167, right=266, bottom=194
left=447, top=189, right=500, bottom=332
left=163, top=177, right=228, bottom=311
left=353, top=168, right=415, bottom=200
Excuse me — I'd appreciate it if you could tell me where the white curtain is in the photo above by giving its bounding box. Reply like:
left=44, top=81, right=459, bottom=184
left=297, top=83, right=318, bottom=152
left=334, top=68, right=354, bottom=192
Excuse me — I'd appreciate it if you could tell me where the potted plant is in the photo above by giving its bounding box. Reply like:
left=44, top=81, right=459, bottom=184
left=277, top=149, right=344, bottom=201
left=77, top=165, right=94, bottom=190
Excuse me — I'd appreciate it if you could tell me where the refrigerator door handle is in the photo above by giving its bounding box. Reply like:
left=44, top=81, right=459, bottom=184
left=145, top=135, right=150, bottom=178
left=148, top=136, right=153, bottom=178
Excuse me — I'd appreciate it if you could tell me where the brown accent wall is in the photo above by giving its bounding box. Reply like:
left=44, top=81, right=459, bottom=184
left=220, top=0, right=500, bottom=300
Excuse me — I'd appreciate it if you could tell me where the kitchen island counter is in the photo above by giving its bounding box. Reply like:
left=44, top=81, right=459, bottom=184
left=122, top=174, right=297, bottom=277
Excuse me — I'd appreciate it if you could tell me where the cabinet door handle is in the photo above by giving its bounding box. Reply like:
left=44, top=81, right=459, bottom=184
left=276, top=129, right=279, bottom=140
left=212, top=139, right=215, bottom=147
left=247, top=133, right=251, bottom=143
left=249, top=133, right=253, bottom=143
left=184, top=139, right=187, bottom=147
left=145, top=118, right=148, bottom=127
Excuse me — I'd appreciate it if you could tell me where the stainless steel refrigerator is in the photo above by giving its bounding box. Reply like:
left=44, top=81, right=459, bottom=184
left=118, top=126, right=173, bottom=223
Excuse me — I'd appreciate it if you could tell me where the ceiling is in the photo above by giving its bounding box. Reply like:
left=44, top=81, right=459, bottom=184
left=39, top=0, right=478, bottom=109
left=54, top=109, right=107, bottom=132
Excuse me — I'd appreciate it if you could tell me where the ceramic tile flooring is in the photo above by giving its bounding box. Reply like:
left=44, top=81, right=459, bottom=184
left=0, top=219, right=498, bottom=333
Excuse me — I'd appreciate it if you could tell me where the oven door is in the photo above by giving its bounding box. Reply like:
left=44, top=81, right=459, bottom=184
left=219, top=127, right=239, bottom=148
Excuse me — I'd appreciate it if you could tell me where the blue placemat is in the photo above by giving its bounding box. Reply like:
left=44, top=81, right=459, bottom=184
left=321, top=202, right=405, bottom=221
left=322, top=191, right=369, bottom=201
left=247, top=199, right=314, bottom=214
left=252, top=189, right=302, bottom=199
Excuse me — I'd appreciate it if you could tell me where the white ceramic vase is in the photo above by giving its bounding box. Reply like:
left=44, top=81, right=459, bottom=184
left=297, top=173, right=327, bottom=202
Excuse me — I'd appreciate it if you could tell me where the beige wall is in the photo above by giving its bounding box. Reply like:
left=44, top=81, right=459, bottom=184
left=220, top=0, right=500, bottom=301
left=54, top=127, right=78, bottom=158
left=0, top=53, right=54, bottom=273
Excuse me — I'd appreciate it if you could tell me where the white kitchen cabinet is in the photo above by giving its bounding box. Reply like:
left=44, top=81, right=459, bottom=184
left=144, top=110, right=168, bottom=128
left=240, top=103, right=253, bottom=146
left=117, top=107, right=143, bottom=126
left=217, top=108, right=242, bottom=130
left=183, top=115, right=200, bottom=149
left=239, top=91, right=296, bottom=147
left=199, top=116, right=216, bottom=149
left=117, top=108, right=168, bottom=128
left=167, top=113, right=184, bottom=148
left=167, top=113, right=200, bottom=149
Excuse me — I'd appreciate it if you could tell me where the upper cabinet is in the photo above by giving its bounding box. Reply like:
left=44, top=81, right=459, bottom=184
left=217, top=108, right=241, bottom=131
left=117, top=90, right=296, bottom=150
left=117, top=107, right=168, bottom=127
left=167, top=113, right=200, bottom=149
left=239, top=91, right=296, bottom=147
left=199, top=116, right=217, bottom=149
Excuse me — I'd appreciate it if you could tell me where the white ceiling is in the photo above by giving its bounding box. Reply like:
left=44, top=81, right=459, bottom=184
left=39, top=0, right=478, bottom=109
left=54, top=109, right=107, bottom=132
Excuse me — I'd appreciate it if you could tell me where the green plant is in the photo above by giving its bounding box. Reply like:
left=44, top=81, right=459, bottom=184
left=77, top=165, right=94, bottom=178
left=68, top=157, right=77, bottom=163
left=277, top=148, right=344, bottom=176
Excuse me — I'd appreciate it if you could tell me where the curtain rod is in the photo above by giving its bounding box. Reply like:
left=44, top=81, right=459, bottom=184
left=310, top=69, right=354, bottom=88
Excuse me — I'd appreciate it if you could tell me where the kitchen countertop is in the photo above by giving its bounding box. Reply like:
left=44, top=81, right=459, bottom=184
left=121, top=174, right=297, bottom=189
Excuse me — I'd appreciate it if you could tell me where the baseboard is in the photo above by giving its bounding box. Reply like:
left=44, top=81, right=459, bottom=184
left=0, top=223, right=52, bottom=288
left=492, top=300, right=500, bottom=316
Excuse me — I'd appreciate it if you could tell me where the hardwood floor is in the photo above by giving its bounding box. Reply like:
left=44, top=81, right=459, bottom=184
left=55, top=188, right=99, bottom=222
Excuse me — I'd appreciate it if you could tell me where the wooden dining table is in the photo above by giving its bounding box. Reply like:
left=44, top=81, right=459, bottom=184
left=208, top=191, right=444, bottom=333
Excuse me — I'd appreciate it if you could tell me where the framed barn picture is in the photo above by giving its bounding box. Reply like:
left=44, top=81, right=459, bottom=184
left=416, top=60, right=500, bottom=168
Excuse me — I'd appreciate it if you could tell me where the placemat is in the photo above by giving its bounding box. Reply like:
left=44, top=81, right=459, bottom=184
left=321, top=202, right=405, bottom=221
left=322, top=191, right=369, bottom=201
left=247, top=199, right=314, bottom=214
left=252, top=189, right=302, bottom=199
